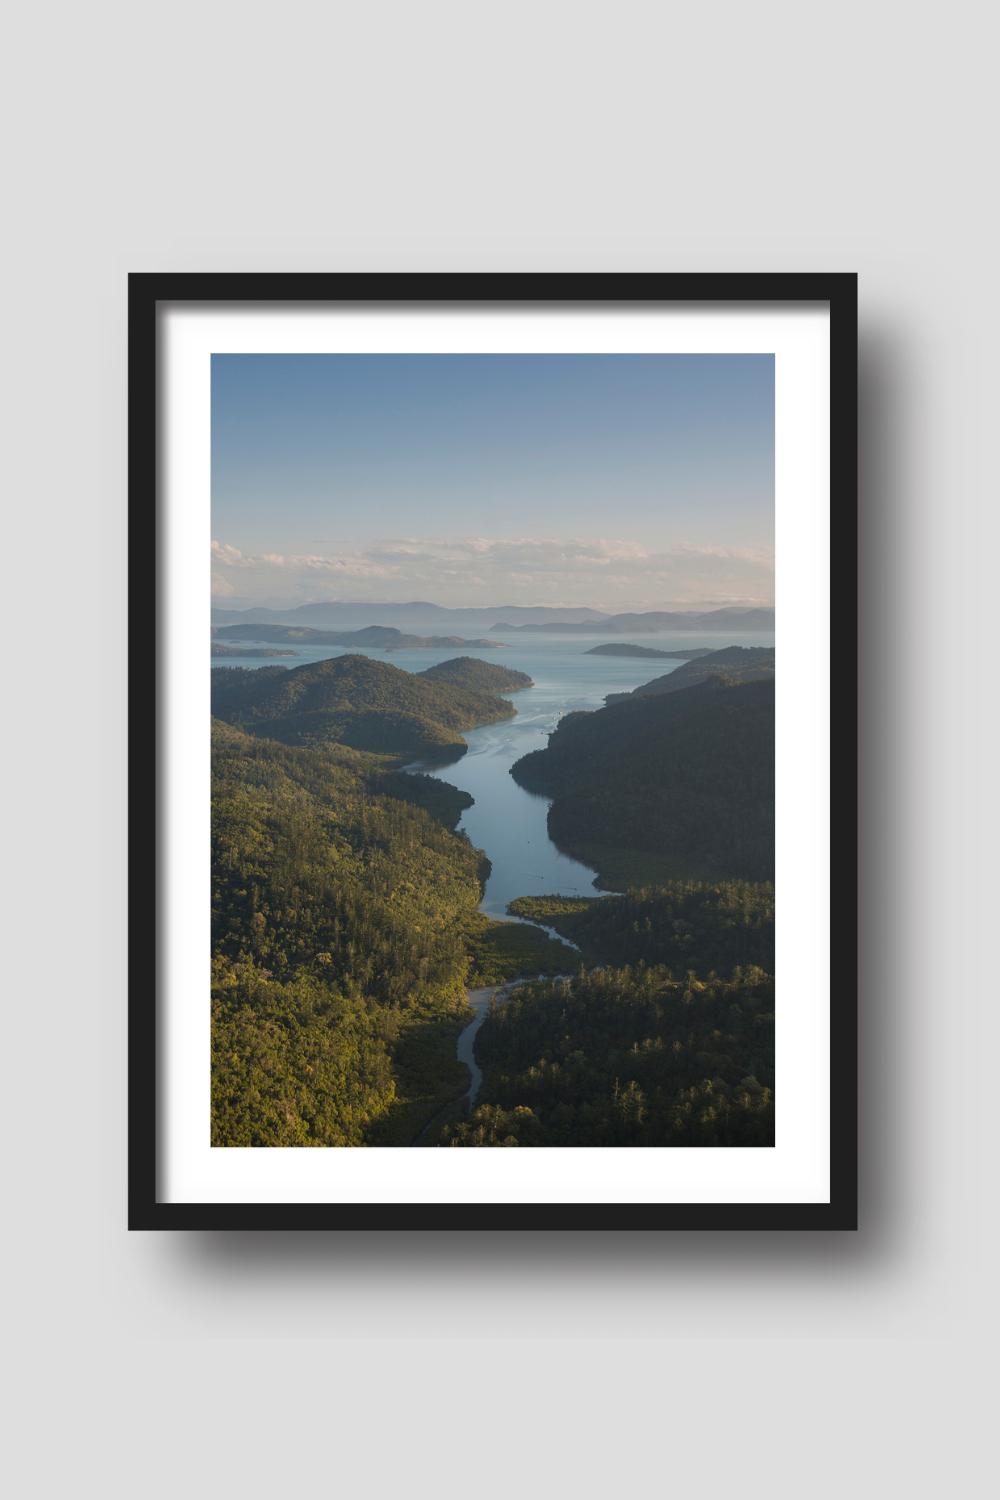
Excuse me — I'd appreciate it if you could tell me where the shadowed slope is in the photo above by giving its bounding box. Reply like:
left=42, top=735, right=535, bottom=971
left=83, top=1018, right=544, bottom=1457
left=512, top=675, right=775, bottom=882
left=604, top=645, right=775, bottom=704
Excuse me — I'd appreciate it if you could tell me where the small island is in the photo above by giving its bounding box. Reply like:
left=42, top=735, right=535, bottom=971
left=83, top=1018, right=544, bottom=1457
left=586, top=643, right=715, bottom=660
left=211, top=644, right=300, bottom=658
left=385, top=636, right=506, bottom=652
left=213, top=623, right=506, bottom=651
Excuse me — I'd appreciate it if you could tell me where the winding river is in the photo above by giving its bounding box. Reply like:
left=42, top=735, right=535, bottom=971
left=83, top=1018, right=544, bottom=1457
left=456, top=986, right=499, bottom=1107
left=221, top=630, right=774, bottom=1121
left=402, top=633, right=772, bottom=1117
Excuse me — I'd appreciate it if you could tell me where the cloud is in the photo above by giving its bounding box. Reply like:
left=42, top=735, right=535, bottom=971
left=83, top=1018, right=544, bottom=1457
left=210, top=539, right=390, bottom=578
left=210, top=536, right=774, bottom=609
left=211, top=541, right=243, bottom=567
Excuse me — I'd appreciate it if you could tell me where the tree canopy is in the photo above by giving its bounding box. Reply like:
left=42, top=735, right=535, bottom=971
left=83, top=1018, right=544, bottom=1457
left=512, top=675, right=775, bottom=883
left=433, top=962, right=774, bottom=1148
left=211, top=719, right=578, bottom=1146
left=211, top=653, right=517, bottom=758
left=605, top=645, right=775, bottom=703
left=418, top=657, right=533, bottom=693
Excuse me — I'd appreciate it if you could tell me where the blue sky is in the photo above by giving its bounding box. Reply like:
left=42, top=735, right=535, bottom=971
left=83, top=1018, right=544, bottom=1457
left=211, top=353, right=774, bottom=610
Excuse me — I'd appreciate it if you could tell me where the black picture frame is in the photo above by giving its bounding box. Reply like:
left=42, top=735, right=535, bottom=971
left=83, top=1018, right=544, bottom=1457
left=130, top=271, right=857, bottom=1231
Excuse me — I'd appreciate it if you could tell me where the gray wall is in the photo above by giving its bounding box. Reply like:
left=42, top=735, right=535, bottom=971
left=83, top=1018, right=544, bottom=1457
left=5, top=1, right=993, bottom=1494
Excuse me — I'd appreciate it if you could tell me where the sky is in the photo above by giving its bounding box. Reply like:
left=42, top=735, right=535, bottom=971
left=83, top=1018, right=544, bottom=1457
left=211, top=353, right=774, bottom=611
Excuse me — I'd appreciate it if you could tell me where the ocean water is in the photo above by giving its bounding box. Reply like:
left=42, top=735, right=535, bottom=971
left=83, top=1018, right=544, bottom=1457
left=214, top=630, right=775, bottom=916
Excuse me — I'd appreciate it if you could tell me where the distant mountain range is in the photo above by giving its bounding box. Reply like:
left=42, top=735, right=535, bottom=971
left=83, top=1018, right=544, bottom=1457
left=210, top=601, right=609, bottom=630
left=210, top=601, right=774, bottom=633
left=493, top=608, right=775, bottom=634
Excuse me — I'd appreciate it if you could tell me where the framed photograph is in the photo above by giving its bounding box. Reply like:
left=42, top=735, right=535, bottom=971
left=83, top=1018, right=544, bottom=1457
left=130, top=272, right=857, bottom=1230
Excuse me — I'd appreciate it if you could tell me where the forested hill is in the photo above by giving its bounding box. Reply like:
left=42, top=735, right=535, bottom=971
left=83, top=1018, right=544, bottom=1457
left=605, top=645, right=775, bottom=703
left=210, top=654, right=516, bottom=758
left=511, top=675, right=775, bottom=882
left=418, top=657, right=533, bottom=693
left=211, top=719, right=580, bottom=1146
left=492, top=607, right=774, bottom=634
left=211, top=719, right=480, bottom=1146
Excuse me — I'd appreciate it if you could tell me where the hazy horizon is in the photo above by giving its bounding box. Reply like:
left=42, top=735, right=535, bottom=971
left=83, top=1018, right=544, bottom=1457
left=212, top=352, right=774, bottom=611
left=210, top=595, right=772, bottom=616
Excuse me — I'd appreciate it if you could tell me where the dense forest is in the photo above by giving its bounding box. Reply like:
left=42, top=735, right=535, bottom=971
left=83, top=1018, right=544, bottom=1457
left=210, top=647, right=776, bottom=1151
left=511, top=675, right=775, bottom=884
left=508, top=880, right=774, bottom=974
left=211, top=665, right=290, bottom=696
left=432, top=963, right=774, bottom=1148
left=425, top=879, right=775, bottom=1148
left=417, top=657, right=533, bottom=693
left=210, top=653, right=517, bottom=758
left=211, top=719, right=579, bottom=1146
left=605, top=645, right=775, bottom=703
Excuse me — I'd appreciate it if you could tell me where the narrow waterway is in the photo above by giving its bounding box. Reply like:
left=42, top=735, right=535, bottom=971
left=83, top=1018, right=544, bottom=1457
left=400, top=637, right=721, bottom=1111
left=413, top=975, right=577, bottom=1144
left=405, top=703, right=606, bottom=917
left=456, top=986, right=498, bottom=1106
left=225, top=630, right=774, bottom=1128
left=410, top=985, right=498, bottom=1146
left=456, top=976, right=579, bottom=1107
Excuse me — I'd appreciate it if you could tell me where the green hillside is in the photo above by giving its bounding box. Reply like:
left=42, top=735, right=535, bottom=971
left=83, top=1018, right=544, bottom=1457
left=418, top=656, right=533, bottom=694
left=511, top=675, right=775, bottom=883
left=210, top=653, right=516, bottom=758
left=210, top=720, right=578, bottom=1147
left=507, top=880, right=774, bottom=973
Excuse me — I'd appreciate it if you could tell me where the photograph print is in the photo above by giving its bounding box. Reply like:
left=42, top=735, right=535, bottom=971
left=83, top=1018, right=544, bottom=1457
left=209, top=351, right=776, bottom=1151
